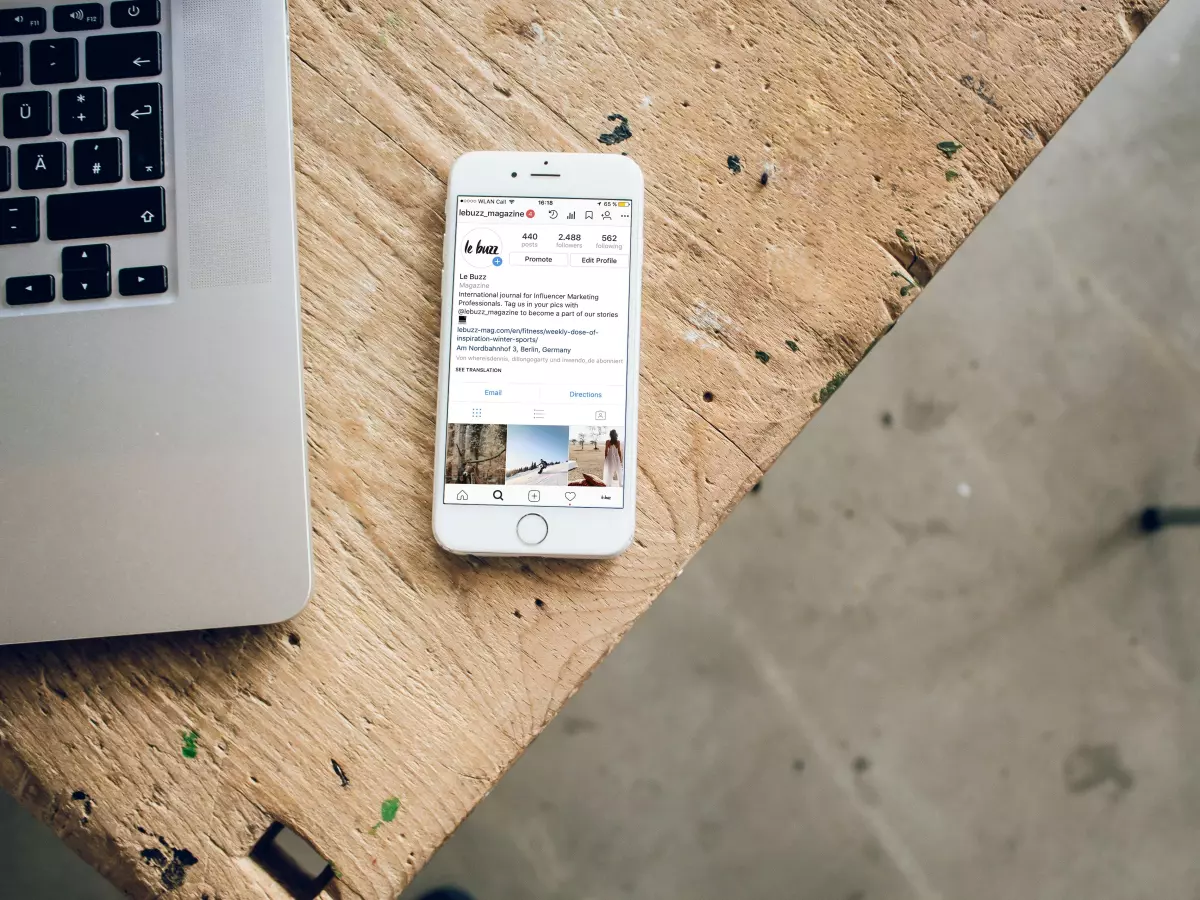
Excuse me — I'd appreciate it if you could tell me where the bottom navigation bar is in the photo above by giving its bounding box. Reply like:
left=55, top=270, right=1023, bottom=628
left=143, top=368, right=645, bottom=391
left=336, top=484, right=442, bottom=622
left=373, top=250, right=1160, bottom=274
left=443, top=484, right=623, bottom=508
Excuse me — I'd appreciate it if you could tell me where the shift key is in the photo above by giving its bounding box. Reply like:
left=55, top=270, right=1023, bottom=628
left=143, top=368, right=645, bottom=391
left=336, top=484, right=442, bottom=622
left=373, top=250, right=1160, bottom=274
left=47, top=186, right=165, bottom=240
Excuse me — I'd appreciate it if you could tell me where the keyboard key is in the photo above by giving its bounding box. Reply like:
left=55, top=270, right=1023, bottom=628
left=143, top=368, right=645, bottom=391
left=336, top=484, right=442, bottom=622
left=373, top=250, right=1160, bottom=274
left=30, top=37, right=78, bottom=84
left=6, top=274, right=55, bottom=305
left=111, top=1, right=158, bottom=28
left=62, top=242, right=109, bottom=271
left=54, top=3, right=103, bottom=31
left=115, top=81, right=161, bottom=180
left=47, top=185, right=164, bottom=240
left=18, top=141, right=66, bottom=189
left=0, top=8, right=47, bottom=36
left=0, top=197, right=38, bottom=244
left=63, top=269, right=110, bottom=300
left=118, top=264, right=166, bottom=296
left=84, top=31, right=159, bottom=80
left=0, top=41, right=22, bottom=87
left=3, top=90, right=52, bottom=138
left=0, top=147, right=9, bottom=192
left=58, top=84, right=104, bottom=132
left=73, top=136, right=121, bottom=184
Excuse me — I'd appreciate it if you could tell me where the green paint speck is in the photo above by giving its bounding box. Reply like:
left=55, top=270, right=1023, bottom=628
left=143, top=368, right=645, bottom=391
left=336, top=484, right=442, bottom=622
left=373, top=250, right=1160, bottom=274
left=381, top=797, right=400, bottom=822
left=181, top=730, right=199, bottom=760
left=900, top=284, right=913, bottom=297
left=369, top=796, right=402, bottom=835
left=937, top=140, right=963, bottom=159
left=814, top=371, right=848, bottom=404
left=754, top=350, right=770, bottom=364
left=785, top=340, right=799, bottom=352
left=945, top=169, right=960, bottom=181
left=895, top=228, right=910, bottom=244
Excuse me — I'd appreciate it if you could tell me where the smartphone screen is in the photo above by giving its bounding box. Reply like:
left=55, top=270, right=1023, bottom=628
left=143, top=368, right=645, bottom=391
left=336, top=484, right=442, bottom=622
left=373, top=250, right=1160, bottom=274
left=443, top=196, right=634, bottom=509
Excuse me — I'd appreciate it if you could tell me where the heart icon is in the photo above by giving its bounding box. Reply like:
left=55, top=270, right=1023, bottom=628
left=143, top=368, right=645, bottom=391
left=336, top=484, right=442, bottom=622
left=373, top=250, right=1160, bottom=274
left=564, top=492, right=576, bottom=501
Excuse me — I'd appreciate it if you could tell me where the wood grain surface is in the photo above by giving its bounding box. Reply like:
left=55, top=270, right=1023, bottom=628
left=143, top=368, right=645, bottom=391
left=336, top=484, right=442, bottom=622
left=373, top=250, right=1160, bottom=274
left=0, top=0, right=1162, bottom=897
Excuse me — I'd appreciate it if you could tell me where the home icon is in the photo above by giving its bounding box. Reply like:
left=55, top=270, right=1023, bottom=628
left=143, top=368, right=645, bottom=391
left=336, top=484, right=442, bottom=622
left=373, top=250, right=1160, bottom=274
left=456, top=490, right=468, bottom=500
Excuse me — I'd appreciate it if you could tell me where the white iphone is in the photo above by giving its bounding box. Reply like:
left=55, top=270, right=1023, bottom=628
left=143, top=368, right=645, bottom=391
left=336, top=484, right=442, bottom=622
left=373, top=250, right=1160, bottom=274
left=432, top=152, right=644, bottom=557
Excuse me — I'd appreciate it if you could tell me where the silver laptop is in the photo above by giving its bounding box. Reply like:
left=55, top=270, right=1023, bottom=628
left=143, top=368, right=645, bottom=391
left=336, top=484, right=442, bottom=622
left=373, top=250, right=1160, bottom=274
left=0, top=0, right=312, bottom=645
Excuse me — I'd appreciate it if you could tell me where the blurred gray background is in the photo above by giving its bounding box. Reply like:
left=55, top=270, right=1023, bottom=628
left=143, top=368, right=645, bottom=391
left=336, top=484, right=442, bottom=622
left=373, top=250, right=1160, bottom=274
left=5, top=1, right=1200, bottom=897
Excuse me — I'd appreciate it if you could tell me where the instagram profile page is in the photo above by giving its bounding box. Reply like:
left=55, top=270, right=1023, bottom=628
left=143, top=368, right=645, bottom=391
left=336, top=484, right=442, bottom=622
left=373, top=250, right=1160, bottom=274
left=443, top=196, right=633, bottom=509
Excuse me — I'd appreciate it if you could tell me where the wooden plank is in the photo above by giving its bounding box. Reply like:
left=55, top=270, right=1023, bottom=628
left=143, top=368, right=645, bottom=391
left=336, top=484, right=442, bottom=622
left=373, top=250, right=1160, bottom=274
left=0, top=0, right=1162, bottom=896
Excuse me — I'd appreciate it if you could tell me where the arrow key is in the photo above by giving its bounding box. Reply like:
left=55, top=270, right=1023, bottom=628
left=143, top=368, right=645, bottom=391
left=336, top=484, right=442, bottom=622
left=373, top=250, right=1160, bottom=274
left=63, top=270, right=111, bottom=301
left=6, top=275, right=55, bottom=306
left=118, top=265, right=167, bottom=297
left=85, top=31, right=160, bottom=80
left=62, top=243, right=110, bottom=272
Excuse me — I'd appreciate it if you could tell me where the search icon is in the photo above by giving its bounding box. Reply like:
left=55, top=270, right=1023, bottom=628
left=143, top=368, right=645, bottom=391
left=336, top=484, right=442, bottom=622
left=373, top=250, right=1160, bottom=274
left=493, top=489, right=504, bottom=500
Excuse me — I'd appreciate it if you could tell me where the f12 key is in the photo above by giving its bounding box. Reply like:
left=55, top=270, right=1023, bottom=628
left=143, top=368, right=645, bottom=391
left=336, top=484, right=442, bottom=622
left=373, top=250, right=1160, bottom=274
left=54, top=4, right=104, bottom=31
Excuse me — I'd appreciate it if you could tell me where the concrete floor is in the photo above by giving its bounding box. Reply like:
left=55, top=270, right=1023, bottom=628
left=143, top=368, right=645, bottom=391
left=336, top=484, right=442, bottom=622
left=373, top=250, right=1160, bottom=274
left=4, top=3, right=1200, bottom=898
left=405, top=5, right=1200, bottom=899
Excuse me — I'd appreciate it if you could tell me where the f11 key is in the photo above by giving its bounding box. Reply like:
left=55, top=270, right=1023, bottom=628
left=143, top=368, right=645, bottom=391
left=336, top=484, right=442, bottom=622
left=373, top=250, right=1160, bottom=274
left=0, top=8, right=47, bottom=36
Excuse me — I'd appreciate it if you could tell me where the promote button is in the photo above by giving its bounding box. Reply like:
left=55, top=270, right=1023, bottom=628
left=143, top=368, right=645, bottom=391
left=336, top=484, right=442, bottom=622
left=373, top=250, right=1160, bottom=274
left=509, top=252, right=568, bottom=266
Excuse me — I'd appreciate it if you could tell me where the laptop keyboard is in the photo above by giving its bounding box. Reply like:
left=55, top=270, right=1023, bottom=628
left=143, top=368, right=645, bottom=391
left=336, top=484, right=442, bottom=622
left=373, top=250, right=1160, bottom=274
left=0, top=1, right=170, bottom=310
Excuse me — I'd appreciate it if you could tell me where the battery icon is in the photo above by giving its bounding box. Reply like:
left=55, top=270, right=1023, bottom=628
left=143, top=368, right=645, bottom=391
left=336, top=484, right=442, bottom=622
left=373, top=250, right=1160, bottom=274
left=617, top=201, right=629, bottom=206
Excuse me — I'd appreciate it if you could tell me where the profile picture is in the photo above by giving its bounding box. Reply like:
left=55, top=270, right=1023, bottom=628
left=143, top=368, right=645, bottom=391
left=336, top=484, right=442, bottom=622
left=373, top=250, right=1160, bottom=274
left=461, top=227, right=503, bottom=269
left=445, top=423, right=508, bottom=485
left=569, top=425, right=625, bottom=488
left=504, top=425, right=571, bottom=486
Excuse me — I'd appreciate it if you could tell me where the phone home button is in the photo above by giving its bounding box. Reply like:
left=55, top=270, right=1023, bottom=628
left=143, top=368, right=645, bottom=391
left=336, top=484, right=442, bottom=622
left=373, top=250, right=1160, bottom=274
left=516, top=513, right=549, bottom=546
